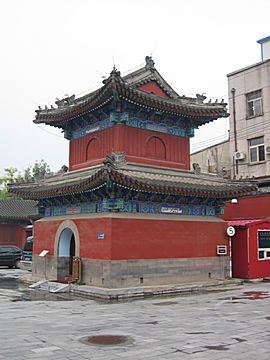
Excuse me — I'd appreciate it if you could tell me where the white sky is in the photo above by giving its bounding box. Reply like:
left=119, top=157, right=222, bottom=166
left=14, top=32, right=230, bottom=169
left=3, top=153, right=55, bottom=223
left=1, top=0, right=269, bottom=174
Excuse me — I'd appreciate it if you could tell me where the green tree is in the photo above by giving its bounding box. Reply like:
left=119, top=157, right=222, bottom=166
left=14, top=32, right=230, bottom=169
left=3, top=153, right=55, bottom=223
left=31, top=160, right=52, bottom=179
left=0, top=167, right=18, bottom=200
left=0, top=160, right=54, bottom=200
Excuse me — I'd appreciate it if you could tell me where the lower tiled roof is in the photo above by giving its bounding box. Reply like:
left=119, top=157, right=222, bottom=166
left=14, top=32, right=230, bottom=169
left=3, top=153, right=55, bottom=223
left=0, top=200, right=39, bottom=220
left=8, top=156, right=257, bottom=201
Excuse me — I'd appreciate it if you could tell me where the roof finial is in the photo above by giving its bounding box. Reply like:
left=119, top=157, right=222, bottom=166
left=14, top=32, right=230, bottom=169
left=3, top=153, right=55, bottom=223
left=145, top=55, right=155, bottom=69
left=110, top=66, right=121, bottom=77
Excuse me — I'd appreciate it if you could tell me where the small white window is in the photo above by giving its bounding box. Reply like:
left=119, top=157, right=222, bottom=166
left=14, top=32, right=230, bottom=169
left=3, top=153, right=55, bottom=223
left=249, top=136, right=265, bottom=163
left=258, top=230, right=270, bottom=260
left=247, top=90, right=263, bottom=118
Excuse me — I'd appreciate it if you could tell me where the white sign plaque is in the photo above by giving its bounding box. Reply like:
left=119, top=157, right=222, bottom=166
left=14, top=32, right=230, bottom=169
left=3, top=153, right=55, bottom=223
left=39, top=250, right=49, bottom=257
left=227, top=226, right=236, bottom=237
left=217, top=245, right=227, bottom=255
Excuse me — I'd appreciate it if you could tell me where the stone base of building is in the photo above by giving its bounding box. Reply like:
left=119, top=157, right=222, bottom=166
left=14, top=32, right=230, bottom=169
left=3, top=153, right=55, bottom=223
left=32, top=255, right=229, bottom=288
left=32, top=213, right=229, bottom=288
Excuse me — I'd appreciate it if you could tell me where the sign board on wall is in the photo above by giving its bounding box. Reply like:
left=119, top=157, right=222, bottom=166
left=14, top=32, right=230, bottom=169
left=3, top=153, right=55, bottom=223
left=227, top=226, right=236, bottom=237
left=161, top=207, right=183, bottom=214
left=217, top=245, right=227, bottom=255
left=39, top=250, right=49, bottom=257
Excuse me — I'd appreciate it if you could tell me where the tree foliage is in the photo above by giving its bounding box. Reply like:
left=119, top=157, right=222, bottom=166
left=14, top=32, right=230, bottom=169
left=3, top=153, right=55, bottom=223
left=0, top=167, right=18, bottom=200
left=0, top=160, right=53, bottom=200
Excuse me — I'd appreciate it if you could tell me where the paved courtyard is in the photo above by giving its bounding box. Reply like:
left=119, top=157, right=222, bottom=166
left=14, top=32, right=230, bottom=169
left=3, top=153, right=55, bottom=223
left=0, top=269, right=270, bottom=360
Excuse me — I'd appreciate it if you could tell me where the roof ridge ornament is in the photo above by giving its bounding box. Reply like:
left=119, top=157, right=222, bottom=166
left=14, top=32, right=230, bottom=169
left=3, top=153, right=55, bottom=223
left=196, top=93, right=206, bottom=104
left=102, top=66, right=121, bottom=85
left=110, top=65, right=121, bottom=77
left=145, top=56, right=155, bottom=70
left=192, top=163, right=201, bottom=175
left=103, top=152, right=126, bottom=170
left=55, top=94, right=75, bottom=108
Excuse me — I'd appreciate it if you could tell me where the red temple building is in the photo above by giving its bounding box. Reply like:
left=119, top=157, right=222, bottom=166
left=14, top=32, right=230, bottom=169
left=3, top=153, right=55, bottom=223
left=0, top=200, right=38, bottom=248
left=10, top=57, right=257, bottom=287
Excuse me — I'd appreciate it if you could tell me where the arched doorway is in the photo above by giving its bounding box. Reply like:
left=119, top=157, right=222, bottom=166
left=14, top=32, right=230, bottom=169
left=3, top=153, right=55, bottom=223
left=54, top=220, right=80, bottom=282
left=58, top=228, right=75, bottom=279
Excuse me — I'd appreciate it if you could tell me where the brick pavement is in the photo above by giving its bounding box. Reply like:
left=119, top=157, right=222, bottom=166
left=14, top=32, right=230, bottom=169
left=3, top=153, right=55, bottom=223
left=0, top=269, right=270, bottom=359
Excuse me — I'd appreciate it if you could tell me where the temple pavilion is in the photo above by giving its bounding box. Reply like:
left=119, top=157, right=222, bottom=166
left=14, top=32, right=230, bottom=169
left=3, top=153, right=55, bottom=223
left=10, top=57, right=256, bottom=287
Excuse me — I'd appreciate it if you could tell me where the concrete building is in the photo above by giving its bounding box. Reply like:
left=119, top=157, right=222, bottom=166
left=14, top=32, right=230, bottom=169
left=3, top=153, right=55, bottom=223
left=191, top=139, right=231, bottom=178
left=228, top=36, right=270, bottom=180
left=192, top=36, right=270, bottom=182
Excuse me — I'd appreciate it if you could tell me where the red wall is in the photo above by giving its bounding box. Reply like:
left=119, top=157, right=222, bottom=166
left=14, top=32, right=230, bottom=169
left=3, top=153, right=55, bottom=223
left=0, top=224, right=27, bottom=248
left=231, top=227, right=248, bottom=278
left=222, top=194, right=270, bottom=220
left=33, top=217, right=228, bottom=261
left=231, top=222, right=270, bottom=279
left=138, top=81, right=167, bottom=97
left=110, top=218, right=228, bottom=260
left=69, top=125, right=190, bottom=171
left=33, top=218, right=112, bottom=259
left=249, top=223, right=270, bottom=278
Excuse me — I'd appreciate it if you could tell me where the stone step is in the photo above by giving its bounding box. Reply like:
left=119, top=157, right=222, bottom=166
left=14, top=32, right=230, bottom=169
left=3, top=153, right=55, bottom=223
left=29, top=280, right=70, bottom=293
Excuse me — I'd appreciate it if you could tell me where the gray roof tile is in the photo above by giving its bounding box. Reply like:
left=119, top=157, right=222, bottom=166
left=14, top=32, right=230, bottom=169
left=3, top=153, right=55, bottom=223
left=0, top=200, right=38, bottom=220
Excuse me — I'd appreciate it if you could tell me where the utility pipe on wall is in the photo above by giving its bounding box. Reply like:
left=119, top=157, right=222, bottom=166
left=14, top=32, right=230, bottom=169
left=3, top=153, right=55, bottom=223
left=231, top=88, right=238, bottom=176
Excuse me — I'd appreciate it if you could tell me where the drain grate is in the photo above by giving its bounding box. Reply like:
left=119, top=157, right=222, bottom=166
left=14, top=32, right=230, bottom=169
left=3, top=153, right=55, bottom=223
left=80, top=335, right=133, bottom=346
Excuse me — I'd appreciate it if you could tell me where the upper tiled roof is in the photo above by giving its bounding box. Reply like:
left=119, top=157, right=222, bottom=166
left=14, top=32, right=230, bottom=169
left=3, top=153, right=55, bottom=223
left=9, top=154, right=257, bottom=201
left=34, top=57, right=229, bottom=129
left=0, top=200, right=39, bottom=220
left=122, top=58, right=180, bottom=99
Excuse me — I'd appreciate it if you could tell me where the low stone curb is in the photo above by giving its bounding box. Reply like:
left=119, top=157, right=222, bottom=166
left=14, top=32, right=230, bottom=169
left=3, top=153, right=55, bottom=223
left=17, top=273, right=244, bottom=300
left=70, top=279, right=244, bottom=300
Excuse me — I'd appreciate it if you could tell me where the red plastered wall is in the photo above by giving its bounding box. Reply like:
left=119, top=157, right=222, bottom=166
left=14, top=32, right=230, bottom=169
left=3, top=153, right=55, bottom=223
left=231, top=227, right=249, bottom=278
left=110, top=217, right=228, bottom=260
left=231, top=222, right=270, bottom=279
left=248, top=222, right=270, bottom=278
left=222, top=194, right=270, bottom=220
left=33, top=220, right=61, bottom=256
left=137, top=81, right=167, bottom=97
left=33, top=218, right=112, bottom=259
left=33, top=216, right=228, bottom=261
left=0, top=224, right=25, bottom=248
left=69, top=125, right=190, bottom=171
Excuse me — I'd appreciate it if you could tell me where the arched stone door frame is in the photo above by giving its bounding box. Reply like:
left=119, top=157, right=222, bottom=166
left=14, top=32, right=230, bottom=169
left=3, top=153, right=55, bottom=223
left=54, top=220, right=80, bottom=280
left=54, top=220, right=80, bottom=257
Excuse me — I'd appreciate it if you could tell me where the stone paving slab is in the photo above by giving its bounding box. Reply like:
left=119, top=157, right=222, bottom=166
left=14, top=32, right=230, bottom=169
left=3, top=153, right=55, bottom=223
left=1, top=269, right=270, bottom=359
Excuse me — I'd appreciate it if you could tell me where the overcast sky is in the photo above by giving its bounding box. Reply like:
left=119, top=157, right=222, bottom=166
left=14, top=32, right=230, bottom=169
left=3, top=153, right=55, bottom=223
left=1, top=0, right=269, bottom=174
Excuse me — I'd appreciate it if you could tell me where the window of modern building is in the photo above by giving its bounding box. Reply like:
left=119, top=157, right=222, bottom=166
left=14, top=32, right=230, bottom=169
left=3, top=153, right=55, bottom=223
left=249, top=136, right=265, bottom=162
left=246, top=90, right=263, bottom=118
left=258, top=230, right=270, bottom=260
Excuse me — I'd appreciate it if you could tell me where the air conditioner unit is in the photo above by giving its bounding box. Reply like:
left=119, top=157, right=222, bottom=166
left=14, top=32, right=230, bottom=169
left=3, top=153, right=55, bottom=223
left=265, top=146, right=270, bottom=154
left=234, top=151, right=246, bottom=160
